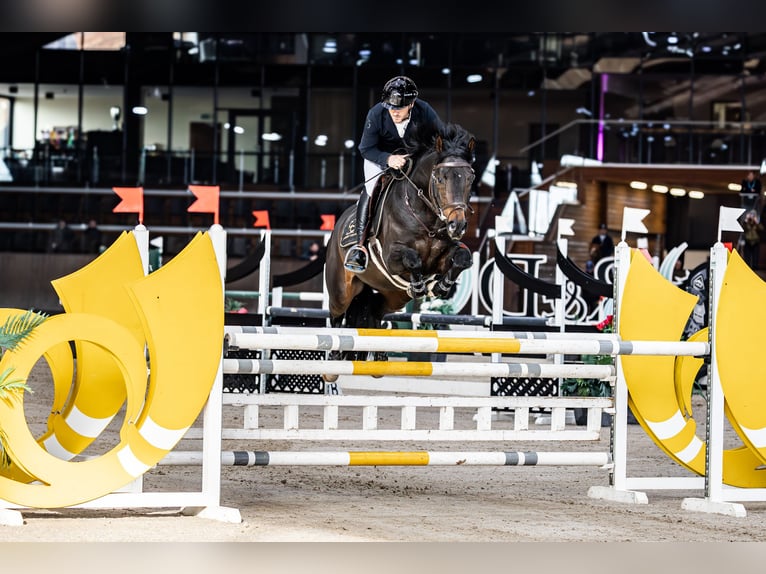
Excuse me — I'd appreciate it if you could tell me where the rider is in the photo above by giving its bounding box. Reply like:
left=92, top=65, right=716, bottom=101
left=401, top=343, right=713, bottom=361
left=344, top=75, right=443, bottom=273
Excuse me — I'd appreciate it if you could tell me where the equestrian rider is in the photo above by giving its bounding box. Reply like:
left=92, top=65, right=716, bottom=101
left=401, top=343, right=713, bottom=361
left=344, top=75, right=443, bottom=273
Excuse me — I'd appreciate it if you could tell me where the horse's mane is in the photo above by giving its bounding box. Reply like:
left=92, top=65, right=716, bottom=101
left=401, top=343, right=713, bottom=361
left=404, top=122, right=475, bottom=164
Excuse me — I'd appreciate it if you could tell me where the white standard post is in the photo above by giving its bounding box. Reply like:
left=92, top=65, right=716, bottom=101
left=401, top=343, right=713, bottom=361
left=321, top=232, right=331, bottom=327
left=200, top=224, right=227, bottom=512
left=257, top=229, right=272, bottom=394
left=554, top=237, right=567, bottom=394
left=470, top=251, right=481, bottom=317
left=257, top=229, right=271, bottom=320
left=612, top=240, right=631, bottom=493
left=681, top=242, right=746, bottom=517
left=588, top=240, right=648, bottom=505
left=491, top=235, right=506, bottom=363
left=133, top=224, right=150, bottom=275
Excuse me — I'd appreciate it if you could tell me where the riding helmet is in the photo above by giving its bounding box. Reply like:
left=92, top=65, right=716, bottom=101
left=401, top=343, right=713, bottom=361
left=381, top=76, right=418, bottom=110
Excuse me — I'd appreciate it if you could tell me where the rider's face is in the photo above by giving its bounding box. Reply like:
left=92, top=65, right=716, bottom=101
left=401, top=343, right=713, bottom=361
left=388, top=103, right=413, bottom=124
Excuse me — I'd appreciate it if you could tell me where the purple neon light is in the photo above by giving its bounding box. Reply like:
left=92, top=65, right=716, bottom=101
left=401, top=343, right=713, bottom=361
left=597, top=74, right=608, bottom=162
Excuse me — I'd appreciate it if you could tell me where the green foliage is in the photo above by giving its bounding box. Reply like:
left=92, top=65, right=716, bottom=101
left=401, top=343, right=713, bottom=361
left=0, top=310, right=45, bottom=467
left=562, top=314, right=614, bottom=397
left=224, top=297, right=246, bottom=312
left=415, top=297, right=454, bottom=330
left=0, top=309, right=48, bottom=352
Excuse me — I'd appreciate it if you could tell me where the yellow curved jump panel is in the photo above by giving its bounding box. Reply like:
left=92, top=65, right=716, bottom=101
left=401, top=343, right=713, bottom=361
left=0, top=313, right=148, bottom=507
left=45, top=231, right=147, bottom=460
left=0, top=231, right=224, bottom=508
left=124, top=231, right=223, bottom=465
left=716, top=249, right=766, bottom=466
left=620, top=248, right=766, bottom=487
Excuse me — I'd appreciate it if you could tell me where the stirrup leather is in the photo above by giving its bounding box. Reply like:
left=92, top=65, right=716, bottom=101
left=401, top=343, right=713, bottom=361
left=344, top=245, right=369, bottom=272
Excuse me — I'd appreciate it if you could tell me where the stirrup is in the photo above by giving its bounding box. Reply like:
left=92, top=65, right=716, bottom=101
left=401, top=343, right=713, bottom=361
left=344, top=245, right=368, bottom=273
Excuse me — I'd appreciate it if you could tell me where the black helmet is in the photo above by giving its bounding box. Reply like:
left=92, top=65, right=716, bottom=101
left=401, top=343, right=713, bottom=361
left=381, top=76, right=418, bottom=110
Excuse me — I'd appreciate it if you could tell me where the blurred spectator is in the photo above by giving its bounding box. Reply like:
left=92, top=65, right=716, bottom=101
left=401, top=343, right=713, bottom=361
left=48, top=219, right=74, bottom=253
left=80, top=218, right=103, bottom=254
left=301, top=240, right=323, bottom=261
left=741, top=170, right=762, bottom=214
left=742, top=210, right=763, bottom=270
left=589, top=223, right=614, bottom=264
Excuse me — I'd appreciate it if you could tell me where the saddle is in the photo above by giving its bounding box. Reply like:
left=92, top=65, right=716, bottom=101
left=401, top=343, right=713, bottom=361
left=339, top=172, right=395, bottom=249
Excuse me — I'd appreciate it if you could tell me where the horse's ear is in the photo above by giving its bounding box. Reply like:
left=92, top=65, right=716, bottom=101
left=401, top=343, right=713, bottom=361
left=468, top=137, right=476, bottom=153
left=435, top=135, right=443, bottom=153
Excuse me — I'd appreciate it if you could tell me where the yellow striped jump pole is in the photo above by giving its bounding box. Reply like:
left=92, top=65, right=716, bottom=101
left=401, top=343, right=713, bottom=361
left=222, top=359, right=615, bottom=379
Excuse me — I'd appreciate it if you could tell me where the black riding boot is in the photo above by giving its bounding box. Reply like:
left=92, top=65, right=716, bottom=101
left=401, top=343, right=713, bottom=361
left=344, top=193, right=371, bottom=273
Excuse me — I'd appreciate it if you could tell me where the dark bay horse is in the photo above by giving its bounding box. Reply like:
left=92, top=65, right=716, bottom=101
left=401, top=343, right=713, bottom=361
left=325, top=122, right=476, bottom=337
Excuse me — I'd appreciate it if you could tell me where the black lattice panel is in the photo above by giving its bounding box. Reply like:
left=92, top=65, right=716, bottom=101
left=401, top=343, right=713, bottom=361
left=267, top=349, right=325, bottom=394
left=223, top=348, right=261, bottom=394
left=491, top=376, right=559, bottom=413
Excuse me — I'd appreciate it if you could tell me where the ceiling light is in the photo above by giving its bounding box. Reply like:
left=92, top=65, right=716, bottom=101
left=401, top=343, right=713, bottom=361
left=652, top=184, right=668, bottom=193
left=630, top=181, right=647, bottom=190
left=322, top=39, right=337, bottom=54
left=667, top=35, right=679, bottom=45
left=466, top=74, right=483, bottom=83
left=728, top=183, right=742, bottom=191
left=441, top=67, right=451, bottom=75
left=688, top=190, right=704, bottom=199
left=669, top=187, right=686, bottom=197
left=132, top=106, right=148, bottom=115
left=554, top=180, right=578, bottom=188
left=261, top=132, right=282, bottom=141
left=344, top=139, right=355, bottom=149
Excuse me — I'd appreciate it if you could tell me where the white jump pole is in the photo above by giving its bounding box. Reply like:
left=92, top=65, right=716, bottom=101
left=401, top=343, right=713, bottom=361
left=225, top=332, right=708, bottom=357
left=160, top=450, right=611, bottom=467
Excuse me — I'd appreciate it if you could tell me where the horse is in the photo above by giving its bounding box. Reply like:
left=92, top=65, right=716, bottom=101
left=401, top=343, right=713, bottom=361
left=325, top=122, right=476, bottom=350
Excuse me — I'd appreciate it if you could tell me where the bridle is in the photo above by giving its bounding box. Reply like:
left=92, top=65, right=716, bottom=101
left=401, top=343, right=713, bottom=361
left=397, top=157, right=474, bottom=237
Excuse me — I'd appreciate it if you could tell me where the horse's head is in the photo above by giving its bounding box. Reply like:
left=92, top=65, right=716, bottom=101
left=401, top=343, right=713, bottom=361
left=429, top=124, right=476, bottom=240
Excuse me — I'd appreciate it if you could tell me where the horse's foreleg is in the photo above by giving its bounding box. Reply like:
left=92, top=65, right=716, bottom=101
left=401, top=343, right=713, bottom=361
left=431, top=242, right=472, bottom=299
left=400, top=247, right=427, bottom=299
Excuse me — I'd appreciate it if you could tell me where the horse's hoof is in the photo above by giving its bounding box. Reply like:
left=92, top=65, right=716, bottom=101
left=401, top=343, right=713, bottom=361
left=322, top=373, right=339, bottom=383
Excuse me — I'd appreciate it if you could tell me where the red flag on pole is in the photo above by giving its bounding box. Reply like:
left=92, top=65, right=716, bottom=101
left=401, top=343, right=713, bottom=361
left=113, top=187, right=144, bottom=224
left=188, top=185, right=220, bottom=224
left=252, top=210, right=271, bottom=230
left=320, top=214, right=336, bottom=231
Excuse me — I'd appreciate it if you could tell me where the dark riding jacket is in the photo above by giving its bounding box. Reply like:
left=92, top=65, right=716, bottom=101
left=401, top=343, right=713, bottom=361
left=358, top=100, right=443, bottom=169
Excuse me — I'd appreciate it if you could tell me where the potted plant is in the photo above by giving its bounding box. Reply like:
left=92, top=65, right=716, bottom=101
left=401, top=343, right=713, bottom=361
left=562, top=314, right=614, bottom=426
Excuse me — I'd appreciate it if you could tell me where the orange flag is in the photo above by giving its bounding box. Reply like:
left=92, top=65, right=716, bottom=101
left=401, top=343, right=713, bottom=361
left=320, top=214, right=336, bottom=231
left=252, top=210, right=271, bottom=230
left=113, top=187, right=144, bottom=224
left=188, top=185, right=220, bottom=224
